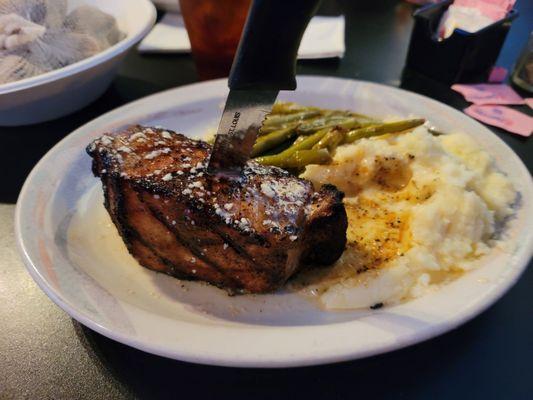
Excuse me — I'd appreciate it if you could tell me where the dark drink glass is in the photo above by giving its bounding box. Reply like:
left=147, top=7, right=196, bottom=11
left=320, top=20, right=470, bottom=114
left=179, top=0, right=251, bottom=80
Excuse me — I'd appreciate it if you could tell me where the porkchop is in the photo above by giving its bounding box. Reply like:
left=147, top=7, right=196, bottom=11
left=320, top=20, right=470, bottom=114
left=87, top=126, right=347, bottom=293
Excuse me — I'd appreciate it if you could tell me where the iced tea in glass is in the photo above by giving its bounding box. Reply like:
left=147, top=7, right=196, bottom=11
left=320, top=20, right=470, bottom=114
left=179, top=0, right=252, bottom=80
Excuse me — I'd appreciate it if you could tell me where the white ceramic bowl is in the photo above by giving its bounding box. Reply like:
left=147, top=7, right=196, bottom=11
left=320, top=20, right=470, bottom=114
left=0, top=0, right=156, bottom=126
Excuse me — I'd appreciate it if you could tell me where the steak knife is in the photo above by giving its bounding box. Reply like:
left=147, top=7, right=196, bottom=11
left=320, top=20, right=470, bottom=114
left=207, top=0, right=321, bottom=175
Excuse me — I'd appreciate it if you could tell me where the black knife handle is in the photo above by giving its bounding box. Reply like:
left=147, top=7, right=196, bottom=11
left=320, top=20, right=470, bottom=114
left=229, top=0, right=321, bottom=91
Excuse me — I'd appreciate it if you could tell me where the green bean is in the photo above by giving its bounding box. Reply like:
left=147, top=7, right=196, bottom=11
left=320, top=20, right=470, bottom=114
left=251, top=126, right=297, bottom=157
left=259, top=122, right=299, bottom=135
left=261, top=115, right=356, bottom=135
left=255, top=127, right=332, bottom=166
left=297, top=116, right=370, bottom=134
left=263, top=110, right=322, bottom=126
left=272, top=101, right=373, bottom=117
left=277, top=149, right=331, bottom=168
left=271, top=102, right=319, bottom=114
left=271, top=102, right=375, bottom=119
left=259, top=111, right=324, bottom=136
left=312, top=129, right=346, bottom=151
left=318, top=108, right=375, bottom=120
left=293, top=135, right=308, bottom=145
left=296, top=115, right=346, bottom=132
left=260, top=106, right=375, bottom=136
left=345, top=119, right=425, bottom=143
left=346, top=112, right=378, bottom=122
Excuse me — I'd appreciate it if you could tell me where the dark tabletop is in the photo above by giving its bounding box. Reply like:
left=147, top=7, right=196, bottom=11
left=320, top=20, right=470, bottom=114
left=1, top=1, right=532, bottom=399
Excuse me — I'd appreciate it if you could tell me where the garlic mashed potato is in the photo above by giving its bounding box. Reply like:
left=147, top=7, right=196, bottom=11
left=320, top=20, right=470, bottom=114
left=298, top=126, right=516, bottom=309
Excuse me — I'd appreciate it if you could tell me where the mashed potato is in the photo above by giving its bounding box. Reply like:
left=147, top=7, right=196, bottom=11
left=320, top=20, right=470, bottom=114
left=297, top=127, right=516, bottom=309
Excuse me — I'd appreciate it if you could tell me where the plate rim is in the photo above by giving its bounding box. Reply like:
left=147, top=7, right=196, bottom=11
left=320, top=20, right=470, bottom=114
left=15, top=76, right=533, bottom=368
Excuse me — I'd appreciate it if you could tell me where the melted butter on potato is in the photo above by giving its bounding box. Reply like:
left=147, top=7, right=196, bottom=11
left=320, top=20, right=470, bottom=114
left=296, top=127, right=517, bottom=309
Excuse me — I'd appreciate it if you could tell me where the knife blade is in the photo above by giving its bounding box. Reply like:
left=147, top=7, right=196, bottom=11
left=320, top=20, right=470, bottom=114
left=207, top=90, right=278, bottom=175
left=207, top=0, right=321, bottom=175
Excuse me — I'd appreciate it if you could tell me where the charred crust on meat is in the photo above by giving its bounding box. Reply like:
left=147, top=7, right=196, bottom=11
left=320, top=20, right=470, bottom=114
left=87, top=125, right=348, bottom=294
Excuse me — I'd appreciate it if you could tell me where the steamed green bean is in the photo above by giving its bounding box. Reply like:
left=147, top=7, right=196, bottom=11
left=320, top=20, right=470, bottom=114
left=344, top=119, right=425, bottom=144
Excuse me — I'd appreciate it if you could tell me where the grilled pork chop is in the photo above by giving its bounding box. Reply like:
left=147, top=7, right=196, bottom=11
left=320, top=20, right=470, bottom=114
left=87, top=126, right=347, bottom=293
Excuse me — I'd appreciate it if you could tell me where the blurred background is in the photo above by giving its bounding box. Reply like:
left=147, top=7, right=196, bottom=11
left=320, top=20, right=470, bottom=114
left=1, top=0, right=531, bottom=398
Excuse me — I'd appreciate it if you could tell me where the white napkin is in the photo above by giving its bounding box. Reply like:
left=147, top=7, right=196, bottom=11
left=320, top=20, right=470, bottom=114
left=138, top=13, right=345, bottom=59
left=139, top=13, right=190, bottom=53
left=298, top=15, right=345, bottom=59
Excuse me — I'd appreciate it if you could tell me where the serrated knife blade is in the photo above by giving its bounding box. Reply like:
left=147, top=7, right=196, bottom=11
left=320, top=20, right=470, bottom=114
left=207, top=90, right=278, bottom=175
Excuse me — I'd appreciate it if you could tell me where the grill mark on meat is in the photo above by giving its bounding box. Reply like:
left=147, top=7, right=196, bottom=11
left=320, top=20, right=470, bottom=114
left=144, top=200, right=242, bottom=288
left=137, top=189, right=263, bottom=291
left=129, top=238, right=171, bottom=273
left=94, top=150, right=184, bottom=277
left=102, top=166, right=220, bottom=282
left=127, top=187, right=229, bottom=284
left=214, top=229, right=260, bottom=266
left=108, top=177, right=180, bottom=275
left=205, top=225, right=284, bottom=290
left=213, top=227, right=291, bottom=288
left=107, top=176, right=134, bottom=247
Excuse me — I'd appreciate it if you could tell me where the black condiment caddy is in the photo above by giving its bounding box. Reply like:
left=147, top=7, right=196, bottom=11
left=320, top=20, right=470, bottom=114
left=404, top=0, right=518, bottom=85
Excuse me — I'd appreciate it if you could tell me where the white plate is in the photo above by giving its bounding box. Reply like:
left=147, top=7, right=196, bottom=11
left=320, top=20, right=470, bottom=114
left=15, top=77, right=533, bottom=367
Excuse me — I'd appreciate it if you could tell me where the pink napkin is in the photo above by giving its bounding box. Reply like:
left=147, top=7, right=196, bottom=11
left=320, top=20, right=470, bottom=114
left=526, top=98, right=533, bottom=110
left=452, top=84, right=524, bottom=105
left=464, top=105, right=532, bottom=137
left=488, top=66, right=508, bottom=83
